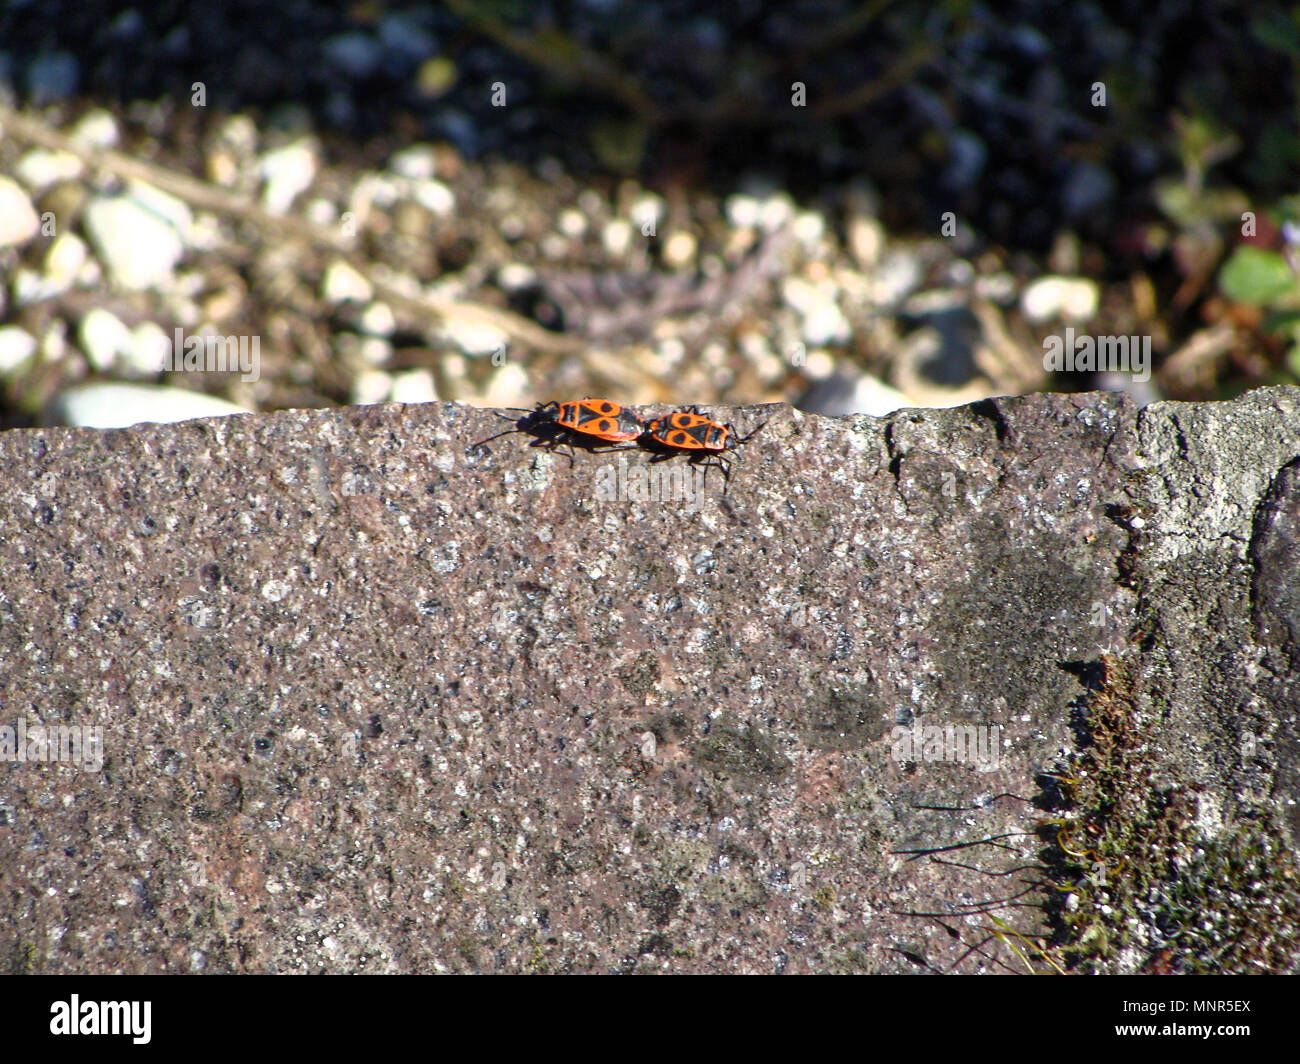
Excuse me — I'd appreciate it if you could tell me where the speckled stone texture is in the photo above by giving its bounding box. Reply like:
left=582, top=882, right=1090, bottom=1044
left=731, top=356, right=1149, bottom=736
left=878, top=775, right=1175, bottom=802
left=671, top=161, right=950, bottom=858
left=1, top=388, right=1298, bottom=973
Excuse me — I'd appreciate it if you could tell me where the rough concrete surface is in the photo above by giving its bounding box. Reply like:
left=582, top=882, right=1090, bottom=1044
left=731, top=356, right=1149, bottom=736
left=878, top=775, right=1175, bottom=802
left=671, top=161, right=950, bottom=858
left=1, top=388, right=1298, bottom=973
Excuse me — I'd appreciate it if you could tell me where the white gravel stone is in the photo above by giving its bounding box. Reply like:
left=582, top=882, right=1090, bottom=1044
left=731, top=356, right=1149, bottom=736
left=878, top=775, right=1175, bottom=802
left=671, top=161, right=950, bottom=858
left=51, top=382, right=249, bottom=428
left=780, top=276, right=819, bottom=314
left=42, top=233, right=89, bottom=295
left=663, top=231, right=697, bottom=268
left=83, top=194, right=185, bottom=290
left=390, top=368, right=438, bottom=404
left=539, top=233, right=568, bottom=260
left=127, top=181, right=193, bottom=242
left=758, top=193, right=795, bottom=232
left=358, top=336, right=392, bottom=366
left=781, top=277, right=851, bottom=346
left=305, top=198, right=339, bottom=228
left=870, top=250, right=923, bottom=308
left=69, top=109, right=120, bottom=149
left=558, top=208, right=587, bottom=238
left=1021, top=276, right=1100, bottom=323
left=14, top=148, right=84, bottom=190
left=498, top=263, right=537, bottom=291
left=388, top=144, right=438, bottom=180
left=848, top=215, right=884, bottom=269
left=724, top=194, right=761, bottom=229
left=0, top=177, right=40, bottom=248
left=481, top=362, right=530, bottom=407
left=79, top=308, right=132, bottom=371
left=351, top=368, right=394, bottom=405
left=0, top=326, right=38, bottom=375
left=440, top=319, right=509, bottom=358
left=974, top=272, right=1018, bottom=302
left=12, top=269, right=53, bottom=306
left=630, top=194, right=665, bottom=233
left=359, top=301, right=397, bottom=337
left=351, top=172, right=400, bottom=214
left=40, top=320, right=68, bottom=362
left=123, top=322, right=172, bottom=376
left=602, top=219, right=633, bottom=258
left=258, top=139, right=319, bottom=215
left=410, top=178, right=455, bottom=216
left=792, top=211, right=826, bottom=246
left=322, top=260, right=374, bottom=304
left=803, top=348, right=836, bottom=379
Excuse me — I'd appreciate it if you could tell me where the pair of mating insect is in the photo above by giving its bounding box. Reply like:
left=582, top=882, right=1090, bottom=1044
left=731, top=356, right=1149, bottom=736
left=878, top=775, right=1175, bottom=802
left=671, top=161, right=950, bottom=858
left=473, top=398, right=767, bottom=486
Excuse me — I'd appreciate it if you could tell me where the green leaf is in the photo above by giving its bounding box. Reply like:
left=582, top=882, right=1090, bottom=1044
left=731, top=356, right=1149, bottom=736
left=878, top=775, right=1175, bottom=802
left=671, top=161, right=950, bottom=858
left=1219, top=246, right=1297, bottom=305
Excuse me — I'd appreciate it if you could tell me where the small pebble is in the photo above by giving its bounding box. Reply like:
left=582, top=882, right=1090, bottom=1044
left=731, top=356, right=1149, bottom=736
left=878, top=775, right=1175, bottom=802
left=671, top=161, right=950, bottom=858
left=497, top=263, right=536, bottom=291
left=305, top=198, right=338, bottom=227
left=410, top=178, right=455, bottom=216
left=663, top=231, right=697, bottom=268
left=558, top=208, right=587, bottom=239
left=359, top=302, right=396, bottom=338
left=848, top=215, right=884, bottom=270
left=11, top=269, right=51, bottom=307
left=50, top=382, right=248, bottom=428
left=126, top=181, right=193, bottom=242
left=351, top=369, right=394, bottom=405
left=79, top=308, right=132, bottom=371
left=0, top=177, right=40, bottom=248
left=870, top=251, right=924, bottom=308
left=322, top=260, right=373, bottom=304
left=40, top=320, right=68, bottom=362
left=124, top=322, right=172, bottom=377
left=781, top=277, right=851, bottom=346
left=629, top=194, right=664, bottom=233
left=69, top=109, right=120, bottom=149
left=83, top=194, right=185, bottom=290
left=258, top=139, right=319, bottom=215
left=1021, top=276, right=1100, bottom=323
left=601, top=219, right=633, bottom=258
left=725, top=194, right=761, bottom=229
left=43, top=233, right=89, bottom=295
left=792, top=211, right=825, bottom=247
left=0, top=326, right=38, bottom=376
left=758, top=193, right=795, bottom=232
left=14, top=148, right=84, bottom=190
left=388, top=145, right=438, bottom=180
left=390, top=369, right=438, bottom=404
left=481, top=362, right=529, bottom=407
left=440, top=319, right=509, bottom=358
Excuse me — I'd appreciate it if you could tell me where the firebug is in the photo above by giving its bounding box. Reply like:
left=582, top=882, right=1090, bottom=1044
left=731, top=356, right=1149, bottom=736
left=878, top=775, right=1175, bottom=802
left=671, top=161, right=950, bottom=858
left=472, top=398, right=643, bottom=463
left=640, top=406, right=768, bottom=489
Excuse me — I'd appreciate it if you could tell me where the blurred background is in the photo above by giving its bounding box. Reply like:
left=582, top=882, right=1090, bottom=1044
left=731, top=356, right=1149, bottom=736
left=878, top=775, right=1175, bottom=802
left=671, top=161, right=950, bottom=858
left=1, top=0, right=1299, bottom=430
